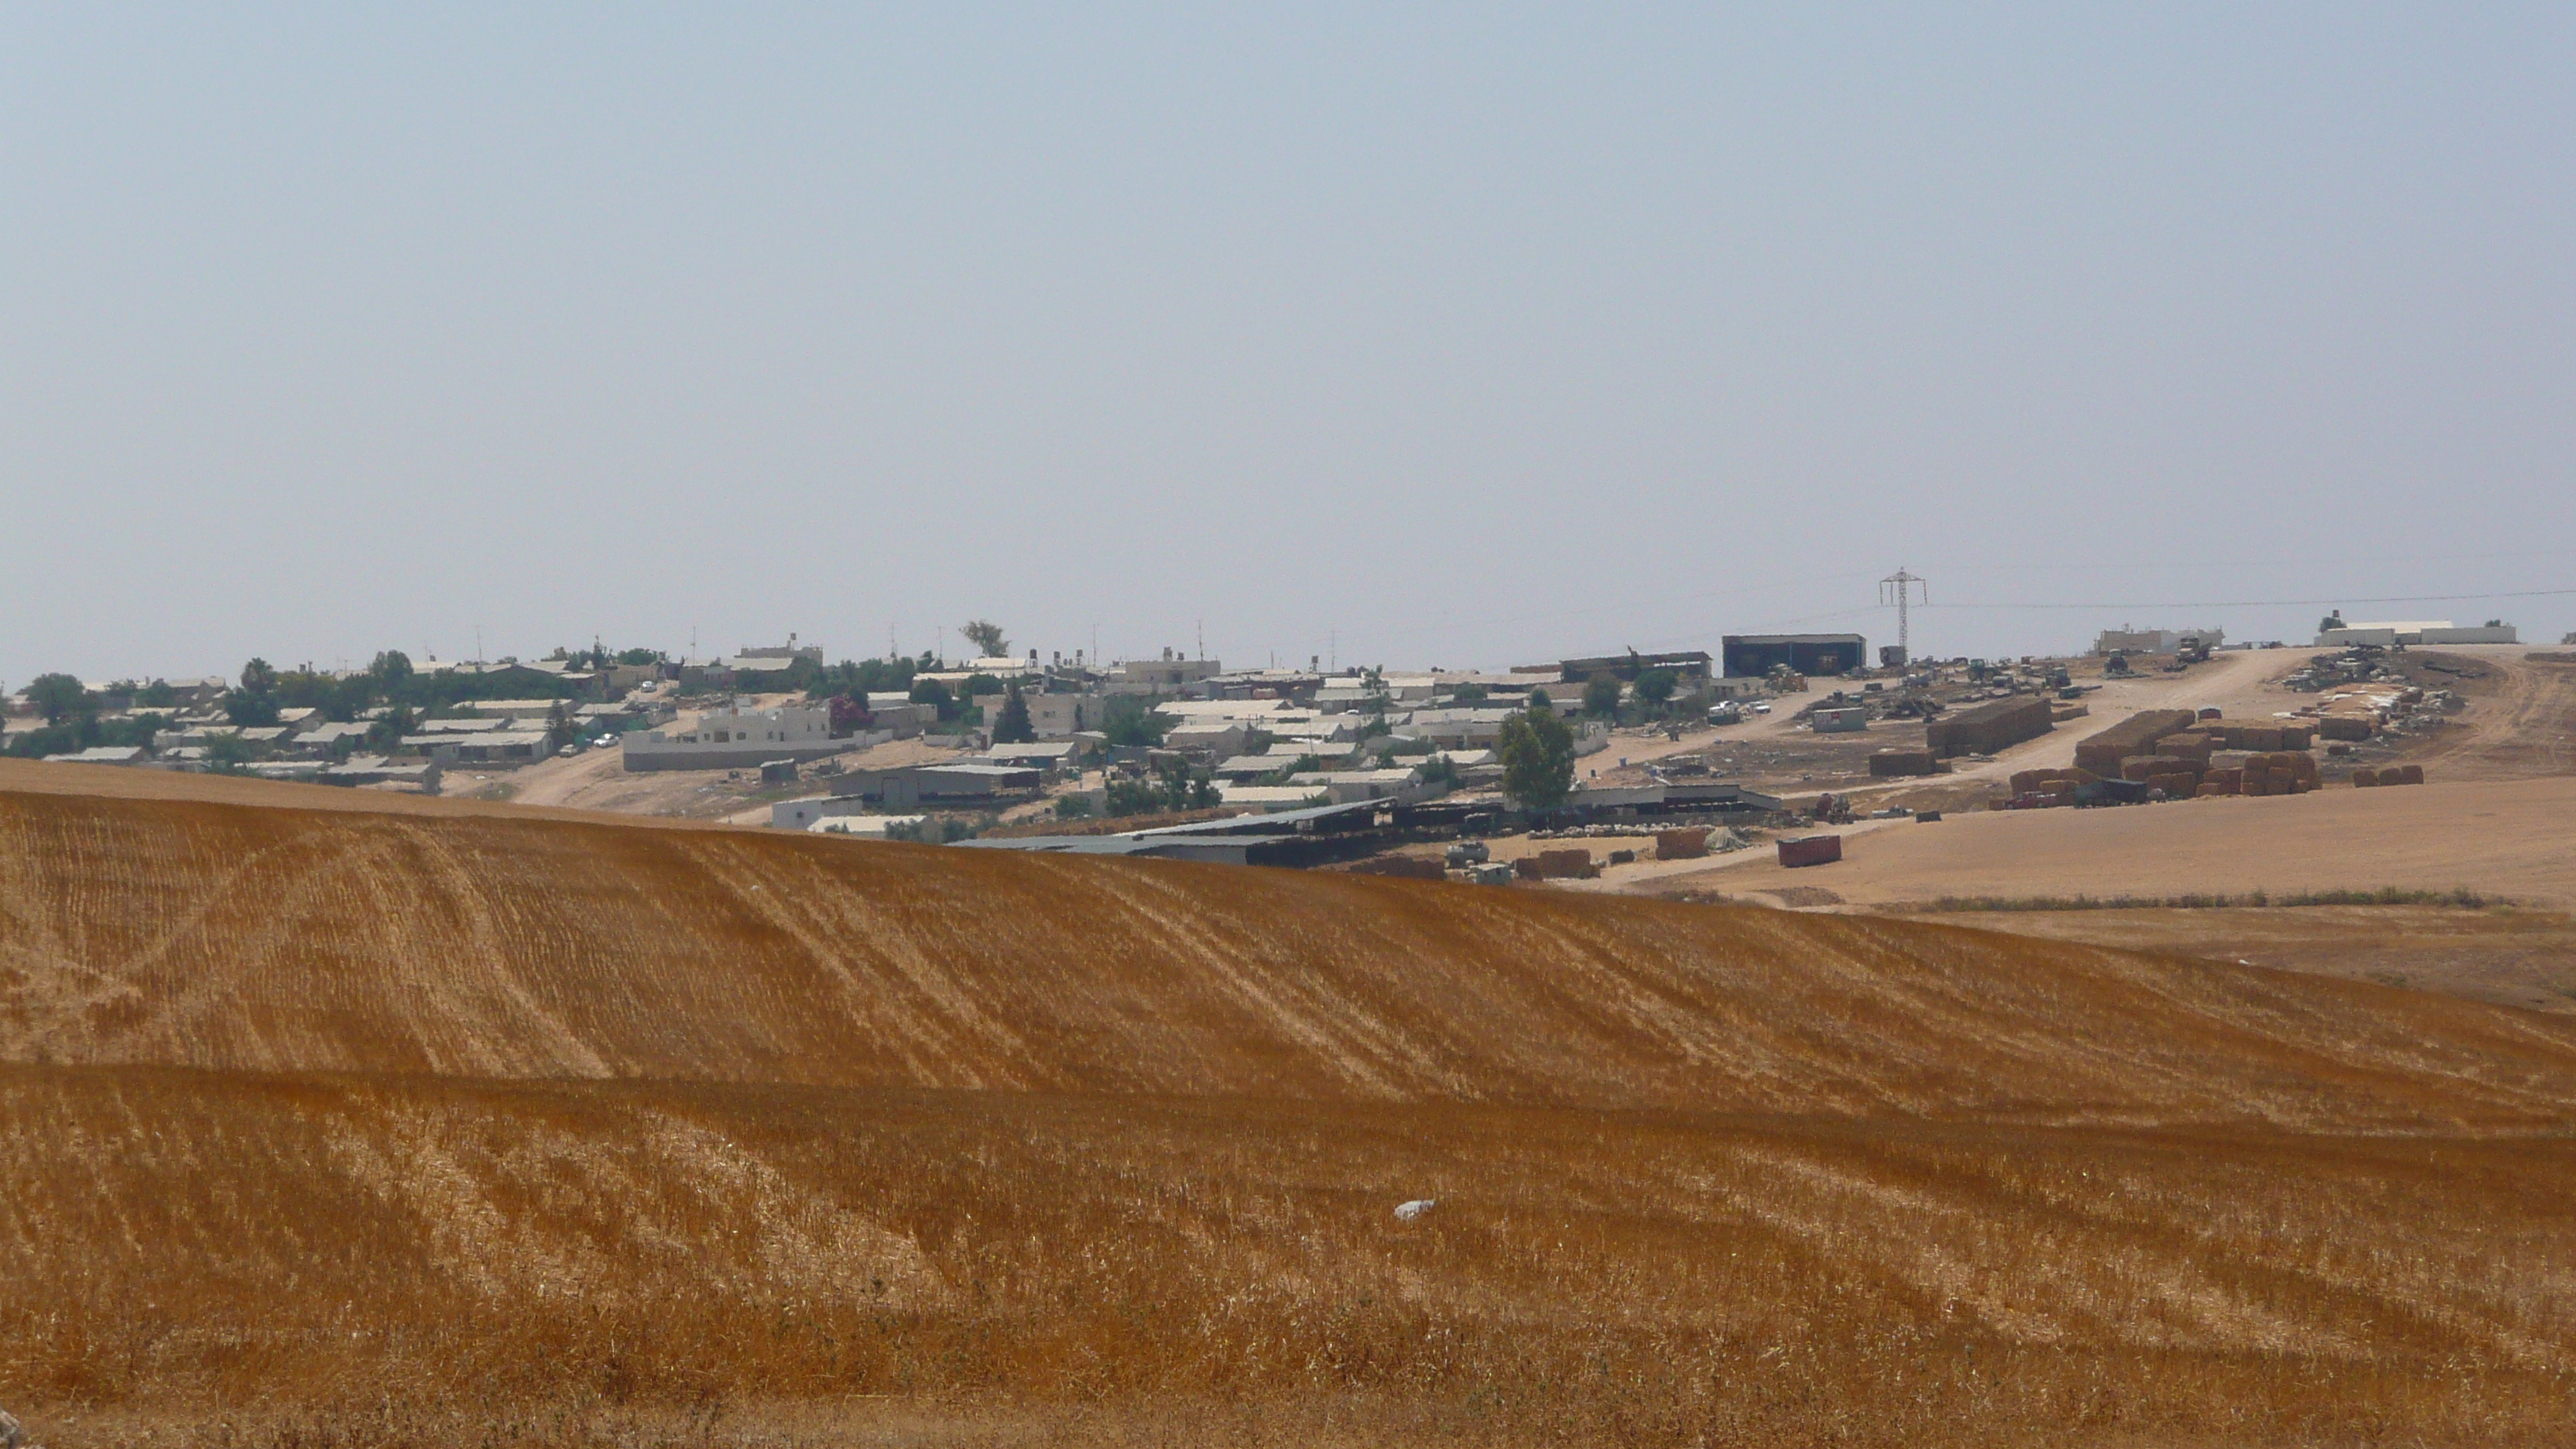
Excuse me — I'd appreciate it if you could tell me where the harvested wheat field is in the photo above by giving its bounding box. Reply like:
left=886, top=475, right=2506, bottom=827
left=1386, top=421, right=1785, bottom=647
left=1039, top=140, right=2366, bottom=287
left=5, top=774, right=2576, bottom=1446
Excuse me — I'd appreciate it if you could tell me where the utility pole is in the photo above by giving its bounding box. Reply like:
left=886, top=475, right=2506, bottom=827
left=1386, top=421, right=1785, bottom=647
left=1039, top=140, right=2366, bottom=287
left=1879, top=568, right=1928, bottom=665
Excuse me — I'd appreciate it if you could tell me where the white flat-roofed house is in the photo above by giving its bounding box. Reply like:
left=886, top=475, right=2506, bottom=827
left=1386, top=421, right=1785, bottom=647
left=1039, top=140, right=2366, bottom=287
left=622, top=700, right=848, bottom=772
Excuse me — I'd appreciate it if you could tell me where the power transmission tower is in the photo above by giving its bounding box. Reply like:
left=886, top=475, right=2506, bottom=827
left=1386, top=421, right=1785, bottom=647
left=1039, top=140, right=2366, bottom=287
left=1879, top=568, right=1928, bottom=664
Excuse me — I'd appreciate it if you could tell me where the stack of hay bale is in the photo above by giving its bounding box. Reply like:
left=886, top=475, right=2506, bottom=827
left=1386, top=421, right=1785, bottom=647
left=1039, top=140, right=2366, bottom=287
left=1654, top=827, right=1711, bottom=860
left=2073, top=711, right=2201, bottom=779
left=2232, top=752, right=2319, bottom=797
left=2006, top=766, right=2097, bottom=807
left=2351, top=765, right=2427, bottom=787
left=1925, top=696, right=2056, bottom=760
left=1868, top=748, right=1940, bottom=778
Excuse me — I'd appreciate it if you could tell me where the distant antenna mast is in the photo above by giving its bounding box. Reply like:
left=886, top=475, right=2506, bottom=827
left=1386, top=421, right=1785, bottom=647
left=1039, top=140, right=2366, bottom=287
left=1196, top=617, right=1204, bottom=661
left=1879, top=568, right=1928, bottom=663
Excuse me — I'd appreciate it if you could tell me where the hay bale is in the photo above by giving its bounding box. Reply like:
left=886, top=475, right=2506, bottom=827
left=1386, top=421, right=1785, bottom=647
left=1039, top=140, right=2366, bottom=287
left=1869, top=748, right=1939, bottom=778
left=1654, top=827, right=1711, bottom=862
left=2159, top=731, right=2216, bottom=763
left=1534, top=848, right=1595, bottom=879
left=2318, top=715, right=2374, bottom=742
left=2397, top=764, right=2425, bottom=786
left=2352, top=769, right=2380, bottom=787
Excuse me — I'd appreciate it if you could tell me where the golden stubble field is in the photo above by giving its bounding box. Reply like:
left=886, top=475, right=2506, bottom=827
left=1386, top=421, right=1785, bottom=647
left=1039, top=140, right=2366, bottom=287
left=3, top=776, right=2574, bottom=1445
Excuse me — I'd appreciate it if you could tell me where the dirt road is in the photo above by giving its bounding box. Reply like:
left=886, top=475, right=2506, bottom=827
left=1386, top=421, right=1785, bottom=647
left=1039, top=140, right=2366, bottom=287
left=2403, top=648, right=2576, bottom=782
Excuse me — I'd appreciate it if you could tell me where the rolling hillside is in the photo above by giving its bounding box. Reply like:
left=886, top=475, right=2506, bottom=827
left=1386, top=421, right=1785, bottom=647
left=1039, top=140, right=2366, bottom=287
left=5, top=785, right=2574, bottom=1124
left=4, top=772, right=2574, bottom=1446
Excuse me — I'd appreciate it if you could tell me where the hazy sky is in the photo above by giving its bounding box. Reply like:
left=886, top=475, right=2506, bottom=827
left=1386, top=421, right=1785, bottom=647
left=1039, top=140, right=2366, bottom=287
left=7, top=5, right=2571, bottom=686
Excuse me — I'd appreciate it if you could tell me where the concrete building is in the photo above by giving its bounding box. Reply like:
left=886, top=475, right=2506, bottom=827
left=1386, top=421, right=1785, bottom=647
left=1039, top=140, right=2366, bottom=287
left=1023, top=691, right=1107, bottom=737
left=2316, top=620, right=2519, bottom=646
left=830, top=763, right=1043, bottom=807
left=1285, top=766, right=1430, bottom=804
left=1103, top=650, right=1224, bottom=696
left=406, top=729, right=551, bottom=766
left=323, top=755, right=442, bottom=792
left=1722, top=635, right=1866, bottom=678
left=1556, top=651, right=1714, bottom=686
left=2093, top=626, right=2225, bottom=655
left=622, top=699, right=846, bottom=772
left=1390, top=707, right=1524, bottom=750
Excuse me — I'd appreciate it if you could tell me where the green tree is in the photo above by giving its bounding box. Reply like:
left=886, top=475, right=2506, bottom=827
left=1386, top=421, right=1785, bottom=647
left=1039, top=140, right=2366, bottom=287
left=617, top=646, right=663, bottom=666
left=1101, top=695, right=1172, bottom=747
left=24, top=673, right=91, bottom=725
left=542, top=701, right=580, bottom=755
left=205, top=733, right=254, bottom=775
left=961, top=619, right=1009, bottom=658
left=909, top=677, right=954, bottom=719
left=1583, top=671, right=1624, bottom=718
left=135, top=678, right=179, bottom=708
left=366, top=704, right=419, bottom=752
left=1499, top=702, right=1577, bottom=810
left=370, top=650, right=414, bottom=687
left=224, top=658, right=282, bottom=726
left=992, top=682, right=1036, bottom=743
left=1635, top=668, right=1679, bottom=707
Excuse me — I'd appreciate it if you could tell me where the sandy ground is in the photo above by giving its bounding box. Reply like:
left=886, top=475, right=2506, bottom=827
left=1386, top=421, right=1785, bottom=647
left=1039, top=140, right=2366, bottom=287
left=1603, top=774, right=2576, bottom=910
left=1896, top=903, right=2576, bottom=1016
left=2396, top=647, right=2576, bottom=782
left=493, top=703, right=978, bottom=820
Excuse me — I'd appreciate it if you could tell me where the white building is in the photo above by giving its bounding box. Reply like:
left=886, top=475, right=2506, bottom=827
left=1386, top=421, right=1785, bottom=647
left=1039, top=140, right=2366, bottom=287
left=1102, top=650, right=1224, bottom=695
left=622, top=698, right=846, bottom=772
left=2093, top=626, right=2225, bottom=655
left=2317, top=619, right=2519, bottom=647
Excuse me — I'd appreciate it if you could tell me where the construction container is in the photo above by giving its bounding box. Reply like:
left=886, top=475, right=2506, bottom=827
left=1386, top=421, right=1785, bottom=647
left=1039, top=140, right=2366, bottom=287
left=1470, top=862, right=1516, bottom=886
left=1915, top=810, right=1943, bottom=823
left=1810, top=706, right=1870, bottom=734
left=1777, top=834, right=1843, bottom=868
left=1654, top=827, right=1711, bottom=862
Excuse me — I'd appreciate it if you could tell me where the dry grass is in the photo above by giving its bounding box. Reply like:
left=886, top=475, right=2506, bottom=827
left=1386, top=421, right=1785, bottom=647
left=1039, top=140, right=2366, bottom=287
left=5, top=780, right=2576, bottom=1444
left=9, top=1068, right=2575, bottom=1446
left=6, top=790, right=2572, bottom=1127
